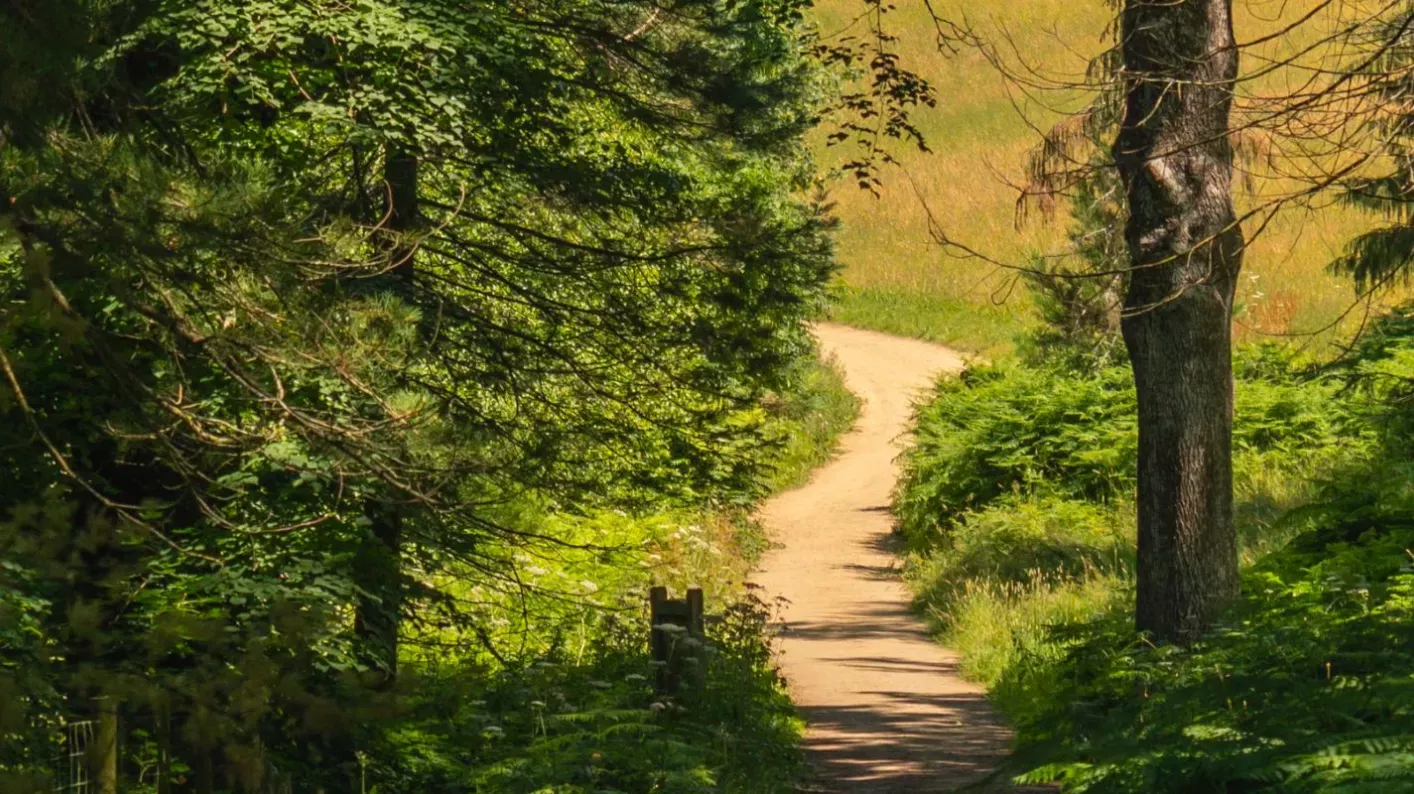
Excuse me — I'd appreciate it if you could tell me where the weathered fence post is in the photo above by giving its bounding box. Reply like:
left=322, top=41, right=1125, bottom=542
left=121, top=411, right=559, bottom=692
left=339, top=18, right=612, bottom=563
left=197, top=748, right=215, bottom=794
left=156, top=700, right=172, bottom=794
left=91, top=697, right=118, bottom=794
left=649, top=586, right=705, bottom=694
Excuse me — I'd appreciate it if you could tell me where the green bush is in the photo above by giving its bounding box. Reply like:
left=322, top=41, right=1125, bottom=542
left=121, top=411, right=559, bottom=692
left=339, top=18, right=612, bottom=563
left=908, top=493, right=1132, bottom=615
left=893, top=323, right=1410, bottom=793
left=999, top=462, right=1414, bottom=794
left=373, top=345, right=855, bottom=793
left=896, top=347, right=1369, bottom=552
left=895, top=362, right=1137, bottom=550
left=760, top=354, right=860, bottom=492
left=385, top=594, right=802, bottom=794
left=903, top=488, right=1133, bottom=689
left=985, top=315, right=1414, bottom=793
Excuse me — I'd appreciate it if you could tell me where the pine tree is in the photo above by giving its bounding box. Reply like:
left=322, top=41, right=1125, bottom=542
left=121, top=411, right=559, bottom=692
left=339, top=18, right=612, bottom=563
left=0, top=1, right=832, bottom=789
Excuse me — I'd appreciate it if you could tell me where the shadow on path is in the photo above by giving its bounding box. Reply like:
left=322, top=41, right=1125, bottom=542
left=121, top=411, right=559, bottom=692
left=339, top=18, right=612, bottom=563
left=754, top=325, right=1044, bottom=792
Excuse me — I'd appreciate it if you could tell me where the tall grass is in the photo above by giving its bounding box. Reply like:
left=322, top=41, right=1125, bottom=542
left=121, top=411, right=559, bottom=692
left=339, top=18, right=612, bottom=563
left=811, top=0, right=1394, bottom=352
left=896, top=346, right=1373, bottom=692
left=827, top=285, right=1027, bottom=357
left=890, top=314, right=1414, bottom=791
left=762, top=355, right=861, bottom=492
left=943, top=572, right=1126, bottom=687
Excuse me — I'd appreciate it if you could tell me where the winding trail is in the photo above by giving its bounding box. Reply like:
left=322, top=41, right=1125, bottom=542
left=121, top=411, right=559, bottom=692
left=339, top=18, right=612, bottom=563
left=753, top=323, right=1013, bottom=792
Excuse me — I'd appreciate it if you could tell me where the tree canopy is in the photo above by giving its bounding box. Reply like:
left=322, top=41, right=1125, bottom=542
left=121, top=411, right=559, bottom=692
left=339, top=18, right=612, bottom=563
left=0, top=1, right=835, bottom=790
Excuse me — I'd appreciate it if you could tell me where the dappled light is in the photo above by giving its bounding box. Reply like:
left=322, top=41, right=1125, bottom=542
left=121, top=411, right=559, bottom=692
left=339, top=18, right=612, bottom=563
left=7, top=1, right=1414, bottom=792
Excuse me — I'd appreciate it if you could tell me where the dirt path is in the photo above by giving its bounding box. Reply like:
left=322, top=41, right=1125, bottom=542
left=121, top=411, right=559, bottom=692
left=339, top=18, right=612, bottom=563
left=753, top=323, right=1013, bottom=792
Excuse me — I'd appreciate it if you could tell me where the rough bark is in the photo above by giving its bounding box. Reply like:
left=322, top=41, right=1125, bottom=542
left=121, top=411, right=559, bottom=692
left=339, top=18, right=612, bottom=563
left=383, top=147, right=418, bottom=281
left=1114, top=0, right=1244, bottom=643
left=354, top=499, right=403, bottom=682
left=353, top=146, right=417, bottom=683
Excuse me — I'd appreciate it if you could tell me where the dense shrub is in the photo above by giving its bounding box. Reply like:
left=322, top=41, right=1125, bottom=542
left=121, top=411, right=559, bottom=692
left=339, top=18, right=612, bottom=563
left=0, top=362, right=846, bottom=793
left=1001, top=462, right=1414, bottom=793
left=373, top=349, right=856, bottom=792
left=760, top=355, right=860, bottom=492
left=983, top=310, right=1414, bottom=793
left=0, top=1, right=836, bottom=790
left=383, top=595, right=802, bottom=794
left=895, top=363, right=1137, bottom=550
left=896, top=347, right=1369, bottom=552
left=909, top=494, right=1132, bottom=613
left=895, top=308, right=1414, bottom=793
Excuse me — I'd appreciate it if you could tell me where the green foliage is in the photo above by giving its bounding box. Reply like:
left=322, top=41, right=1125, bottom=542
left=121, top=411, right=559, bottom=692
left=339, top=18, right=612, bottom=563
left=0, top=0, right=839, bottom=790
left=896, top=307, right=1414, bottom=793
left=896, top=346, right=1369, bottom=551
left=895, top=361, right=1137, bottom=550
left=909, top=494, right=1132, bottom=613
left=1018, top=149, right=1128, bottom=372
left=1001, top=466, right=1414, bottom=794
left=382, top=359, right=853, bottom=790
left=1335, top=2, right=1414, bottom=295
left=904, top=491, right=1131, bottom=686
left=385, top=594, right=802, bottom=794
left=759, top=355, right=859, bottom=492
left=943, top=572, right=1126, bottom=692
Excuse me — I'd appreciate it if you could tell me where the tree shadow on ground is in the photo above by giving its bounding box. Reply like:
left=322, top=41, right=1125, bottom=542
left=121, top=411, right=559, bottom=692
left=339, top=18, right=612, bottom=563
left=791, top=656, right=1051, bottom=792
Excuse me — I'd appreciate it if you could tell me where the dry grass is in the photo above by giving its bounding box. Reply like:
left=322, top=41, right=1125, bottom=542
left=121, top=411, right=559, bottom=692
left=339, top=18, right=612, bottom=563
left=812, top=0, right=1401, bottom=354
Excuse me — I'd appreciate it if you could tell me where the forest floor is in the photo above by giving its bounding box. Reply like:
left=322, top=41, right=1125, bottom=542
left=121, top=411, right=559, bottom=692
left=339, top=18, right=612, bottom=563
left=754, top=324, right=1019, bottom=792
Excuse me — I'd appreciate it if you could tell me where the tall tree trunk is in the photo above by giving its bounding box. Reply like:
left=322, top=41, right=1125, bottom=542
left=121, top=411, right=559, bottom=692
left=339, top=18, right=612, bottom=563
left=1114, top=0, right=1244, bottom=643
left=383, top=147, right=418, bottom=282
left=354, top=146, right=418, bottom=684
left=354, top=499, right=403, bottom=683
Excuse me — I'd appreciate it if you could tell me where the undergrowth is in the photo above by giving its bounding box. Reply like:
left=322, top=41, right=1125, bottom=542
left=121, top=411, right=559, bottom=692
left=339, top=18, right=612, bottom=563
left=895, top=308, right=1414, bottom=792
left=387, top=595, right=802, bottom=793
left=896, top=345, right=1364, bottom=555
left=762, top=355, right=860, bottom=492
left=380, top=351, right=857, bottom=792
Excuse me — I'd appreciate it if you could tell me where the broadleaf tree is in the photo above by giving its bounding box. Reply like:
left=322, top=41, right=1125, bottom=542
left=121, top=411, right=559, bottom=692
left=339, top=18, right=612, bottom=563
left=0, top=0, right=833, bottom=789
left=1114, top=0, right=1245, bottom=642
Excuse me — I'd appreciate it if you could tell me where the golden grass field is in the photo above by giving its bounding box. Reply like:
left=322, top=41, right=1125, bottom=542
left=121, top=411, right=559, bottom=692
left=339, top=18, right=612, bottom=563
left=812, top=0, right=1396, bottom=355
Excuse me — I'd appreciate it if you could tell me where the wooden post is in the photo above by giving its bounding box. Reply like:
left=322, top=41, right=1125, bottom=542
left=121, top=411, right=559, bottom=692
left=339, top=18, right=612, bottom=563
left=686, top=588, right=704, bottom=639
left=649, top=586, right=705, bottom=694
left=197, top=748, right=215, bottom=794
left=91, top=697, right=118, bottom=794
left=156, top=700, right=172, bottom=794
left=650, top=586, right=670, bottom=693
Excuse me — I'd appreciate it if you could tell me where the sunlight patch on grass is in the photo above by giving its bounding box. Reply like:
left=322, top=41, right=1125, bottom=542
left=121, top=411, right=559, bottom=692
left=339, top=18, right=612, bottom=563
left=811, top=0, right=1401, bottom=351
left=827, top=284, right=1027, bottom=355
